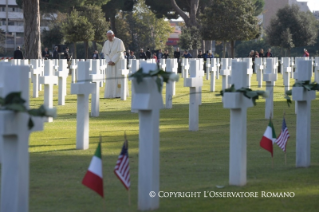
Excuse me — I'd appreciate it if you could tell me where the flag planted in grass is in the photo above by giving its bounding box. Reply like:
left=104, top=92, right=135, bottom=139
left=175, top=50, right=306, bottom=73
left=260, top=119, right=276, bottom=157
left=276, top=117, right=290, bottom=152
left=82, top=142, right=104, bottom=197
left=114, top=136, right=130, bottom=190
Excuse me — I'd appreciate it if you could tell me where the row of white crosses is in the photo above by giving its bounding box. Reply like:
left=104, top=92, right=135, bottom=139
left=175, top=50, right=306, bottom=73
left=0, top=62, right=44, bottom=212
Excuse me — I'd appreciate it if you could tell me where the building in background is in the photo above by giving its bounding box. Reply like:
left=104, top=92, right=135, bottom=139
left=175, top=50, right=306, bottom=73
left=313, top=11, right=319, bottom=20
left=0, top=0, right=53, bottom=53
left=166, top=20, right=182, bottom=48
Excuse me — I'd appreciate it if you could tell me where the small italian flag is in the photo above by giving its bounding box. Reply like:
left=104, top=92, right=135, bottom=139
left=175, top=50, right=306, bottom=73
left=82, top=142, right=104, bottom=197
left=260, top=119, right=276, bottom=157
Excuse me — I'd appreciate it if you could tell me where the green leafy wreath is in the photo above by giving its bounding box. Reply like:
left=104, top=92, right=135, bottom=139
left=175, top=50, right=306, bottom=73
left=216, top=84, right=269, bottom=106
left=285, top=81, right=319, bottom=107
left=129, top=68, right=179, bottom=92
left=0, top=92, right=57, bottom=129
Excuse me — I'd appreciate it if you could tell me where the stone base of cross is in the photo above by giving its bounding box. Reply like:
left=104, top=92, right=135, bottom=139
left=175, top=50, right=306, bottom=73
left=131, top=63, right=163, bottom=211
left=223, top=61, right=254, bottom=186
left=292, top=60, right=315, bottom=167
left=71, top=61, right=95, bottom=150
left=0, top=64, right=44, bottom=212
left=185, top=60, right=203, bottom=131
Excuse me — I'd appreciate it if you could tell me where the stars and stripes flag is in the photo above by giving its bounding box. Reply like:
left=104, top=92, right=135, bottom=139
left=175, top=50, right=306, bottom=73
left=275, top=117, right=290, bottom=152
left=114, top=136, right=130, bottom=190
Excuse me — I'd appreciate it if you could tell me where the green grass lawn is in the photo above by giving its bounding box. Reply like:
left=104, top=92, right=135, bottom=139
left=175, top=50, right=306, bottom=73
left=17, top=73, right=319, bottom=211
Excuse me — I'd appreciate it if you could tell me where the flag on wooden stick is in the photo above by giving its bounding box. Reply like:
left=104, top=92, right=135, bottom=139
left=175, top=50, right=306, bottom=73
left=276, top=117, right=290, bottom=152
left=82, top=141, right=104, bottom=197
left=260, top=119, right=276, bottom=157
left=114, top=134, right=130, bottom=190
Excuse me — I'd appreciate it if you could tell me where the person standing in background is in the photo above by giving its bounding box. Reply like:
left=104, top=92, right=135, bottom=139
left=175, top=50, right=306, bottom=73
left=92, top=50, right=99, bottom=59
left=157, top=49, right=163, bottom=60
left=174, top=47, right=181, bottom=61
left=139, top=48, right=147, bottom=60
left=64, top=47, right=71, bottom=61
left=42, top=47, right=50, bottom=60
left=163, top=50, right=169, bottom=59
left=146, top=48, right=151, bottom=59
left=259, top=49, right=264, bottom=57
left=266, top=49, right=273, bottom=57
left=13, top=46, right=24, bottom=59
left=129, top=51, right=136, bottom=59
left=53, top=46, right=59, bottom=59
left=303, top=49, right=309, bottom=57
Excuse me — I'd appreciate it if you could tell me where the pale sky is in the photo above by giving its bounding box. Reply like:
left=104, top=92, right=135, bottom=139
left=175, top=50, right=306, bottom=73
left=306, top=0, right=319, bottom=12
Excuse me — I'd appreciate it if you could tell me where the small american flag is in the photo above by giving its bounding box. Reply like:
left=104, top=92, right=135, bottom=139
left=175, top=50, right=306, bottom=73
left=114, top=135, right=130, bottom=190
left=275, top=117, right=290, bottom=152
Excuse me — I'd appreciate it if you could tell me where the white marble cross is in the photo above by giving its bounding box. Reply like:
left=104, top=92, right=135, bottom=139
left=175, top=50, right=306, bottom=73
left=183, top=58, right=190, bottom=83
left=314, top=57, right=319, bottom=83
left=100, top=59, right=106, bottom=87
left=292, top=60, right=316, bottom=168
left=30, top=59, right=42, bottom=98
left=0, top=64, right=44, bottom=212
left=159, top=59, right=166, bottom=71
left=165, top=59, right=175, bottom=108
left=70, top=59, right=77, bottom=83
left=70, top=61, right=95, bottom=150
left=263, top=58, right=276, bottom=119
left=294, top=57, right=310, bottom=114
left=171, top=59, right=178, bottom=96
left=209, top=58, right=217, bottom=92
left=282, top=57, right=292, bottom=92
left=90, top=60, right=102, bottom=117
left=56, top=59, right=68, bottom=105
left=290, top=57, right=295, bottom=79
left=119, top=59, right=129, bottom=101
left=255, top=58, right=264, bottom=88
left=181, top=58, right=185, bottom=78
left=223, top=61, right=254, bottom=186
left=206, top=58, right=211, bottom=80
left=39, top=60, right=58, bottom=122
left=216, top=58, right=220, bottom=80
left=242, top=58, right=253, bottom=88
left=130, top=59, right=140, bottom=113
left=185, top=60, right=203, bottom=131
left=131, top=63, right=163, bottom=211
left=220, top=58, right=231, bottom=90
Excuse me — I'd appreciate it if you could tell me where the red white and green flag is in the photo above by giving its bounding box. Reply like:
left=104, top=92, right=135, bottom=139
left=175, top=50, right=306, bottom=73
left=82, top=142, right=104, bottom=197
left=260, top=119, right=276, bottom=157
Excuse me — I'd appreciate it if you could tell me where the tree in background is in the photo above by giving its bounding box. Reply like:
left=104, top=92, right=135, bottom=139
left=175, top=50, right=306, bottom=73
left=125, top=0, right=173, bottom=52
left=178, top=26, right=201, bottom=52
left=42, top=25, right=64, bottom=50
left=201, top=0, right=260, bottom=58
left=267, top=5, right=318, bottom=56
left=22, top=0, right=42, bottom=58
left=0, top=29, right=5, bottom=54
left=102, top=0, right=135, bottom=35
left=61, top=9, right=94, bottom=59
left=81, top=5, right=108, bottom=58
left=115, top=12, right=132, bottom=50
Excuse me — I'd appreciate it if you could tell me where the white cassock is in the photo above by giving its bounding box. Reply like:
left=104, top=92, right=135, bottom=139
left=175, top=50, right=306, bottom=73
left=102, top=37, right=127, bottom=98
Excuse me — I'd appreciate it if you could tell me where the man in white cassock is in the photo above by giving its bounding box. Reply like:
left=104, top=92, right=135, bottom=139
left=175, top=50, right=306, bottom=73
left=102, top=30, right=127, bottom=98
